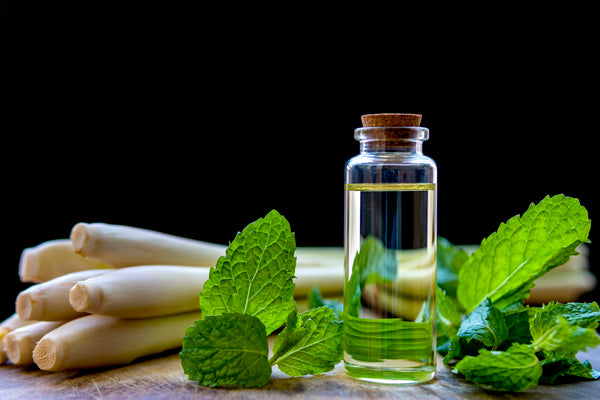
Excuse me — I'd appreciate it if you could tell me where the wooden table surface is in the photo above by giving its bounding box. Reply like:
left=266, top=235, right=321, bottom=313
left=1, top=345, right=599, bottom=400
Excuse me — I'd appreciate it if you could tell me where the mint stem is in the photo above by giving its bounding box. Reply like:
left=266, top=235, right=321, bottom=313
left=268, top=354, right=280, bottom=367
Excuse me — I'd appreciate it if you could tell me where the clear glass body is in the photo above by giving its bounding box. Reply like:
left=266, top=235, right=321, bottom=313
left=343, top=127, right=437, bottom=384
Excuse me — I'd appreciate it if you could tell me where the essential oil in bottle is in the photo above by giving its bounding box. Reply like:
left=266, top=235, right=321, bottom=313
left=343, top=114, right=437, bottom=384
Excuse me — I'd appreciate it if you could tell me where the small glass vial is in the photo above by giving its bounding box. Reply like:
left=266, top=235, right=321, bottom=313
left=343, top=113, right=437, bottom=384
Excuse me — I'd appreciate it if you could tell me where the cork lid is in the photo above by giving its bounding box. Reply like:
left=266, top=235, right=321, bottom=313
left=361, top=113, right=422, bottom=128
left=355, top=113, right=428, bottom=143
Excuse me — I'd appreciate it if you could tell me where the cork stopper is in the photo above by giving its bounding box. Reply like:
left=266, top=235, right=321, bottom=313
left=361, top=113, right=422, bottom=128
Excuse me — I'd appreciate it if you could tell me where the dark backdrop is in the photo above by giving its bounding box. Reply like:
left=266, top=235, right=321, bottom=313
left=1, top=3, right=595, bottom=321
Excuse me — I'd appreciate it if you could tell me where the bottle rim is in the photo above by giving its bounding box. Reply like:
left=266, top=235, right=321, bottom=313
left=354, top=127, right=429, bottom=142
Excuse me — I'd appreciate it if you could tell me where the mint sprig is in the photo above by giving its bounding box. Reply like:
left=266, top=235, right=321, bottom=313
left=180, top=210, right=343, bottom=388
left=448, top=301, right=600, bottom=391
left=440, top=194, right=598, bottom=392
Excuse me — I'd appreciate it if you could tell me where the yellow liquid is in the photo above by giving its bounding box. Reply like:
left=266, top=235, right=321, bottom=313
left=344, top=182, right=437, bottom=384
left=344, top=183, right=436, bottom=191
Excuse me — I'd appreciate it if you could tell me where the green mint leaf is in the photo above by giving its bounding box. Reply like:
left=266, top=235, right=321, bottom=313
left=444, top=298, right=508, bottom=364
left=270, top=306, right=343, bottom=377
left=199, top=210, right=296, bottom=334
left=179, top=314, right=271, bottom=388
left=535, top=301, right=600, bottom=329
left=437, top=237, right=469, bottom=299
left=307, top=287, right=343, bottom=320
left=436, top=286, right=463, bottom=349
left=457, top=195, right=591, bottom=313
left=529, top=302, right=600, bottom=353
left=269, top=307, right=305, bottom=365
left=453, top=343, right=542, bottom=392
left=528, top=301, right=600, bottom=332
left=540, top=352, right=600, bottom=384
left=502, top=303, right=533, bottom=346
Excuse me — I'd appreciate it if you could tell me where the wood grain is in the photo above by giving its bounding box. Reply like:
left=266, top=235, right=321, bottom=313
left=1, top=346, right=599, bottom=399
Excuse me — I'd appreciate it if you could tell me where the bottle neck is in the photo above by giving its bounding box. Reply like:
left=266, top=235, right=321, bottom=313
left=360, top=139, right=423, bottom=154
left=354, top=126, right=428, bottom=155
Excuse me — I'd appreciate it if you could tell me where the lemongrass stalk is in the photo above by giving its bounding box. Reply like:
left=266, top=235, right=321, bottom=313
left=69, top=266, right=210, bottom=318
left=70, top=223, right=226, bottom=267
left=0, top=314, right=38, bottom=365
left=295, top=247, right=343, bottom=267
left=70, top=222, right=345, bottom=270
left=68, top=264, right=342, bottom=319
left=4, top=320, right=66, bottom=366
left=293, top=265, right=343, bottom=296
left=0, top=314, right=38, bottom=341
left=33, top=311, right=202, bottom=371
left=16, top=269, right=113, bottom=321
left=19, top=239, right=112, bottom=283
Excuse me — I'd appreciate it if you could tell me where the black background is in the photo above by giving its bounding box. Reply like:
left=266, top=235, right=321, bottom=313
left=1, top=3, right=595, bottom=321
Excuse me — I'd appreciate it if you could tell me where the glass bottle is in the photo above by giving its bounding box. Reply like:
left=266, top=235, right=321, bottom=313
left=343, top=113, right=437, bottom=384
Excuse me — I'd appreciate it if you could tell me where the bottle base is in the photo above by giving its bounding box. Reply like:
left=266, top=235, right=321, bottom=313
left=344, top=362, right=435, bottom=385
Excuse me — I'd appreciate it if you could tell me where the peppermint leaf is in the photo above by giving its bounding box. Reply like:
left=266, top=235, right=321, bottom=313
left=444, top=298, right=508, bottom=364
left=533, top=301, right=600, bottom=329
left=436, top=286, right=463, bottom=339
left=437, top=237, right=469, bottom=299
left=199, top=210, right=296, bottom=334
left=270, top=306, right=343, bottom=377
left=502, top=304, right=533, bottom=346
left=436, top=286, right=463, bottom=355
left=307, top=286, right=343, bottom=320
left=179, top=314, right=271, bottom=388
left=457, top=195, right=591, bottom=313
left=530, top=302, right=600, bottom=353
left=540, top=353, right=600, bottom=384
left=453, top=343, right=542, bottom=392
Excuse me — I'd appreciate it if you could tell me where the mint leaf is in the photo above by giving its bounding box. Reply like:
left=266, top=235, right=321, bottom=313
left=457, top=195, right=591, bottom=313
left=453, top=343, right=542, bottom=392
left=199, top=210, right=296, bottom=334
left=535, top=301, right=600, bottom=329
left=437, top=237, right=469, bottom=299
left=530, top=302, right=600, bottom=353
left=270, top=307, right=305, bottom=364
left=436, top=286, right=463, bottom=352
left=270, top=306, right=343, bottom=377
left=179, top=314, right=271, bottom=388
left=540, top=353, right=600, bottom=384
left=502, top=304, right=532, bottom=346
left=307, top=286, right=343, bottom=320
left=529, top=303, right=600, bottom=384
left=444, top=298, right=508, bottom=364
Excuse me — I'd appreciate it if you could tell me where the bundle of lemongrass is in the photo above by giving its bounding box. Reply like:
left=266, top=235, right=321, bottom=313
left=0, top=223, right=344, bottom=371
